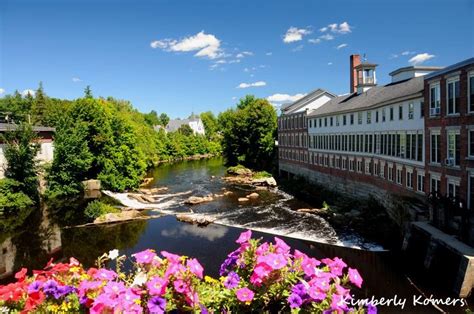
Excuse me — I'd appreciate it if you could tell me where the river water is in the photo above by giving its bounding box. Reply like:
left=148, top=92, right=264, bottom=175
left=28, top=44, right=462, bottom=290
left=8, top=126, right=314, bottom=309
left=0, top=157, right=471, bottom=312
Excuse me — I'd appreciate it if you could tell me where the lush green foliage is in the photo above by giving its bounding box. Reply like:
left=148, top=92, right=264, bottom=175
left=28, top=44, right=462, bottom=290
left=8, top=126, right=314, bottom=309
left=84, top=200, right=120, bottom=219
left=2, top=123, right=40, bottom=201
left=219, top=95, right=277, bottom=170
left=0, top=179, right=34, bottom=233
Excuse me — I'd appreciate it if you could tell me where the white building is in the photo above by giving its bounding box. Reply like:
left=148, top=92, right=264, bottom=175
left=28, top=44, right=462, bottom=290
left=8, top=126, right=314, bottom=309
left=164, top=118, right=206, bottom=135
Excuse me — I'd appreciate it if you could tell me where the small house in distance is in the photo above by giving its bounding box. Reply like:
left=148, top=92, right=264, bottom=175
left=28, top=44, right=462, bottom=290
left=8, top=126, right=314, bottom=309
left=0, top=123, right=55, bottom=178
left=165, top=117, right=205, bottom=135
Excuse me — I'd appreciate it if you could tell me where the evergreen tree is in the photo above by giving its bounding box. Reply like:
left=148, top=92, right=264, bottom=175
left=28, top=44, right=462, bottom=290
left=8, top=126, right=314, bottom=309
left=31, top=82, right=47, bottom=125
left=84, top=85, right=93, bottom=99
left=159, top=113, right=170, bottom=126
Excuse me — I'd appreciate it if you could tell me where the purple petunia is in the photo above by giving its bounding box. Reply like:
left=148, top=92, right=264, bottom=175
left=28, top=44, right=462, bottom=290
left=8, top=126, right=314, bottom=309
left=53, top=285, right=75, bottom=299
left=367, top=302, right=377, bottom=314
left=147, top=296, right=166, bottom=313
left=219, top=249, right=240, bottom=276
left=43, top=279, right=58, bottom=297
left=288, top=293, right=303, bottom=308
left=27, top=281, right=43, bottom=294
left=224, top=271, right=240, bottom=289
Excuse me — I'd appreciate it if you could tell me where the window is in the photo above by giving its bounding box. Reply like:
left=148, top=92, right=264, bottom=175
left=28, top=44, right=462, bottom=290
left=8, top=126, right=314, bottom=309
left=431, top=132, right=440, bottom=163
left=420, top=101, right=424, bottom=118
left=382, top=108, right=386, bottom=122
left=388, top=165, right=393, bottom=181
left=431, top=176, right=440, bottom=193
left=349, top=159, right=354, bottom=171
left=324, top=117, right=327, bottom=127
left=469, top=129, right=474, bottom=157
left=408, top=103, right=414, bottom=119
left=330, top=117, right=333, bottom=127
left=343, top=115, right=347, bottom=125
left=396, top=168, right=402, bottom=185
left=350, top=114, right=354, bottom=125
left=367, top=111, right=372, bottom=124
left=365, top=160, right=371, bottom=174
left=309, top=119, right=312, bottom=128
left=447, top=79, right=460, bottom=115
left=358, top=112, right=363, bottom=124
left=399, top=105, right=403, bottom=120
left=406, top=170, right=413, bottom=189
left=336, top=116, right=339, bottom=126
left=448, top=180, right=460, bottom=198
left=319, top=119, right=322, bottom=127
left=430, top=83, right=441, bottom=116
left=375, top=110, right=379, bottom=123
left=357, top=160, right=363, bottom=173
left=390, top=107, right=394, bottom=121
left=417, top=173, right=425, bottom=193
left=446, top=130, right=460, bottom=167
left=469, top=73, right=474, bottom=113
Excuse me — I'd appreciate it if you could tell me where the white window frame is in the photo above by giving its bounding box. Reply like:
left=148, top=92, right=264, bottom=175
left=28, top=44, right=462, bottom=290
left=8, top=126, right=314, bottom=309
left=446, top=129, right=460, bottom=167
left=447, top=176, right=461, bottom=198
left=429, top=82, right=441, bottom=117
left=408, top=102, right=414, bottom=120
left=417, top=171, right=425, bottom=193
left=430, top=173, right=441, bottom=193
left=396, top=166, right=403, bottom=185
left=387, top=164, right=394, bottom=181
left=446, top=77, right=460, bottom=116
left=406, top=168, right=413, bottom=189
left=430, top=130, right=441, bottom=164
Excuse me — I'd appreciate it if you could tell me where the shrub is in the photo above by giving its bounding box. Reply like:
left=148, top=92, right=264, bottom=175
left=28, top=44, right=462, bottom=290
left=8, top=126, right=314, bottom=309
left=84, top=200, right=120, bottom=220
left=253, top=170, right=272, bottom=179
left=0, top=230, right=373, bottom=313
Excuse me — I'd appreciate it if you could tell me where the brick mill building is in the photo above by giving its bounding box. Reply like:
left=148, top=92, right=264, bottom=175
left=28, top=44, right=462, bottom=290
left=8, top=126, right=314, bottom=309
left=278, top=55, right=474, bottom=215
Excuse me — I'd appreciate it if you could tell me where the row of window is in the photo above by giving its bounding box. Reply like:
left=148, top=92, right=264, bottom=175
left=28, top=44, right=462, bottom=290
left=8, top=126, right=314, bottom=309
left=308, top=131, right=424, bottom=162
left=278, top=114, right=306, bottom=130
left=279, top=149, right=426, bottom=193
left=429, top=72, right=474, bottom=116
left=430, top=129, right=461, bottom=167
left=278, top=133, right=308, bottom=148
left=308, top=102, right=422, bottom=129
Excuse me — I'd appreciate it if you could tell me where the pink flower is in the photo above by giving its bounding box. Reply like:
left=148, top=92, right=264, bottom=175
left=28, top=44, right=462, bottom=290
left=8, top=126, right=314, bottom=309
left=236, top=230, right=252, bottom=244
left=311, top=277, right=330, bottom=292
left=253, top=262, right=273, bottom=278
left=186, top=258, right=204, bottom=279
left=250, top=273, right=263, bottom=286
left=103, top=281, right=126, bottom=298
left=348, top=268, right=363, bottom=288
left=293, top=249, right=307, bottom=260
left=133, top=249, right=156, bottom=264
left=173, top=279, right=188, bottom=293
left=147, top=277, right=167, bottom=296
left=336, top=283, right=350, bottom=297
left=94, top=269, right=117, bottom=281
left=328, top=257, right=347, bottom=276
left=235, top=287, right=254, bottom=302
left=308, top=286, right=326, bottom=301
left=274, top=237, right=290, bottom=254
left=161, top=251, right=181, bottom=264
left=256, top=242, right=269, bottom=255
left=301, top=257, right=320, bottom=276
left=331, top=293, right=349, bottom=311
left=261, top=253, right=287, bottom=270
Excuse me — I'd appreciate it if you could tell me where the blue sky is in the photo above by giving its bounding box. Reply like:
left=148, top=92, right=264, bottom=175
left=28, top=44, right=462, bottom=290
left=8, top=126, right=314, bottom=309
left=1, top=0, right=473, bottom=118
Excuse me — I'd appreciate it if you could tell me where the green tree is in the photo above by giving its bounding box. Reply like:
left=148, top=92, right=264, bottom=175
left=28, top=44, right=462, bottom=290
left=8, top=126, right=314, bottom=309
left=200, top=111, right=218, bottom=139
left=2, top=123, right=40, bottom=201
left=159, top=113, right=170, bottom=127
left=178, top=124, right=193, bottom=136
left=144, top=110, right=160, bottom=126
left=220, top=95, right=277, bottom=170
left=31, top=82, right=48, bottom=125
left=84, top=85, right=93, bottom=99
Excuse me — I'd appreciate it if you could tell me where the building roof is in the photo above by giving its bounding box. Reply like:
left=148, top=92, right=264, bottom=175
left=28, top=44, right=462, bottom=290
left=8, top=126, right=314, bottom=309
left=165, top=118, right=201, bottom=132
left=0, top=123, right=55, bottom=132
left=308, top=76, right=424, bottom=118
left=424, top=57, right=474, bottom=80
left=281, top=88, right=336, bottom=114
left=388, top=66, right=443, bottom=77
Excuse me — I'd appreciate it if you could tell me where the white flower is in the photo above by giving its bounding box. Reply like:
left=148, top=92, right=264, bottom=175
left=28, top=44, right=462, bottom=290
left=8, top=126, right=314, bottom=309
left=132, top=272, right=147, bottom=287
left=108, top=249, right=119, bottom=260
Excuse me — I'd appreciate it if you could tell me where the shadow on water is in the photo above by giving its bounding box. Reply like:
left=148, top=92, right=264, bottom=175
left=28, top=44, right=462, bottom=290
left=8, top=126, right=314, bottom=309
left=1, top=157, right=472, bottom=312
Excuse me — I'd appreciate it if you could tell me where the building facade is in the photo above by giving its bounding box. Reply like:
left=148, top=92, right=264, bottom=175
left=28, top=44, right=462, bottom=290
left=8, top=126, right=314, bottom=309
left=424, top=58, right=474, bottom=209
left=164, top=117, right=206, bottom=135
left=0, top=123, right=55, bottom=178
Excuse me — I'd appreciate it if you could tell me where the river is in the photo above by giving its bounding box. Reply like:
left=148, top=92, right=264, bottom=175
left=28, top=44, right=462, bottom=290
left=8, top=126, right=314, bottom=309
left=0, top=157, right=471, bottom=312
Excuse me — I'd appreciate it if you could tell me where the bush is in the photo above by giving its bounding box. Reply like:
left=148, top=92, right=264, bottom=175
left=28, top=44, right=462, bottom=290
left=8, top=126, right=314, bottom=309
left=253, top=170, right=272, bottom=179
left=0, top=230, right=373, bottom=313
left=84, top=200, right=120, bottom=220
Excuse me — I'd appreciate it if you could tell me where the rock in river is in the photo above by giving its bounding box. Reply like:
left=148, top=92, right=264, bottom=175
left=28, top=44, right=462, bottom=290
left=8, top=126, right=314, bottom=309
left=94, top=210, right=142, bottom=224
left=185, top=195, right=214, bottom=205
left=238, top=197, right=250, bottom=202
left=246, top=192, right=259, bottom=199
left=176, top=213, right=216, bottom=226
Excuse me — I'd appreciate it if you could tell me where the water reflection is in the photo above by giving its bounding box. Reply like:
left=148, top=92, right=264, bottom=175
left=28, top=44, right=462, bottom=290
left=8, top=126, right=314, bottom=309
left=161, top=224, right=229, bottom=242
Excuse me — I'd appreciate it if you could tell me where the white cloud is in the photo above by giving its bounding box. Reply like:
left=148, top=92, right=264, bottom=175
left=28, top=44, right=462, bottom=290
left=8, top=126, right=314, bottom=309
left=232, top=96, right=237, bottom=100
left=150, top=31, right=222, bottom=59
left=72, top=77, right=82, bottom=82
left=236, top=51, right=253, bottom=58
left=292, top=45, right=304, bottom=52
left=409, top=53, right=435, bottom=65
left=321, top=22, right=352, bottom=34
left=267, top=93, right=306, bottom=103
left=237, top=81, right=267, bottom=89
left=336, top=43, right=348, bottom=50
left=283, top=27, right=312, bottom=43
left=319, top=34, right=334, bottom=41
left=22, top=89, right=35, bottom=96
left=401, top=50, right=416, bottom=56
left=265, top=52, right=272, bottom=56
left=328, top=62, right=333, bottom=66
left=0, top=88, right=4, bottom=95
left=308, top=38, right=321, bottom=44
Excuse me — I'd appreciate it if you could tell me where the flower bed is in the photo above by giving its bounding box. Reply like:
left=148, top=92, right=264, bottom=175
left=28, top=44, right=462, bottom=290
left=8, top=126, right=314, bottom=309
left=0, top=230, right=375, bottom=313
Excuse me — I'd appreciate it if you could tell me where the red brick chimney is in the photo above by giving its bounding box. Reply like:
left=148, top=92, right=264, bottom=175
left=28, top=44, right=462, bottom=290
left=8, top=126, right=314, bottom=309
left=350, top=54, right=361, bottom=93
